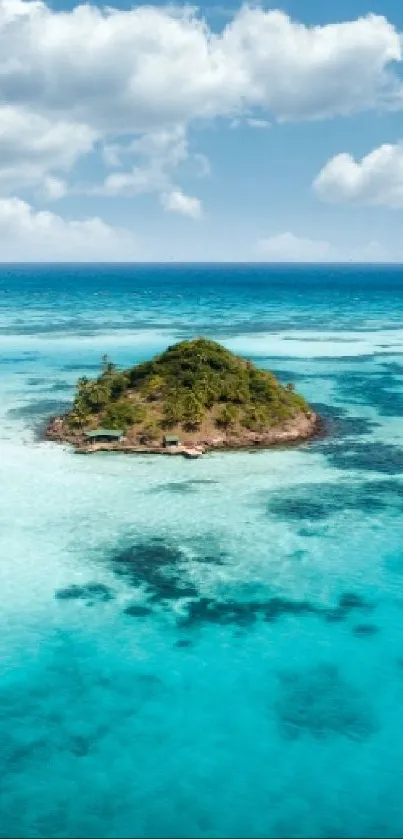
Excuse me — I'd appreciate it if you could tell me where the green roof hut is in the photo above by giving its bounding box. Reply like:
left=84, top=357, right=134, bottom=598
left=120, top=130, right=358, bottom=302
left=84, top=428, right=124, bottom=443
left=163, top=434, right=180, bottom=448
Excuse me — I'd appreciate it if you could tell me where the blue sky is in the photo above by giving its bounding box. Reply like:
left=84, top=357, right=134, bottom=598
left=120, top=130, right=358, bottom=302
left=1, top=0, right=403, bottom=260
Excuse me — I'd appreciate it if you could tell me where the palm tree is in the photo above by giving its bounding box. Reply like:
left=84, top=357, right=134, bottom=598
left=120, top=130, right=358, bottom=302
left=182, top=391, right=205, bottom=430
left=100, top=354, right=117, bottom=377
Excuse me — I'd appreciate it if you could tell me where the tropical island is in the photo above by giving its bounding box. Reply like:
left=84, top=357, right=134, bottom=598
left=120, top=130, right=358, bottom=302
left=46, top=338, right=319, bottom=456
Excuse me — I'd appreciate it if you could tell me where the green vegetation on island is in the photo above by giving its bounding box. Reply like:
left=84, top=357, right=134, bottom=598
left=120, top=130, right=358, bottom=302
left=48, top=338, right=315, bottom=449
left=69, top=339, right=308, bottom=429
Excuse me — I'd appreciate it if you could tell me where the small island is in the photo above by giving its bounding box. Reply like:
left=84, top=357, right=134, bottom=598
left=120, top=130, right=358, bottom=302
left=46, top=338, right=319, bottom=455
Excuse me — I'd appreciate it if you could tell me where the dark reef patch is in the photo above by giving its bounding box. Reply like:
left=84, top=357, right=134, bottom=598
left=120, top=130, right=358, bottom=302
left=0, top=654, right=164, bottom=774
left=0, top=353, right=40, bottom=365
left=270, top=367, right=312, bottom=383
left=352, top=623, right=380, bottom=637
left=324, top=592, right=371, bottom=623
left=275, top=664, right=377, bottom=741
left=151, top=481, right=199, bottom=495
left=7, top=399, right=71, bottom=421
left=123, top=604, right=152, bottom=617
left=62, top=362, right=104, bottom=372
left=27, top=377, right=72, bottom=393
left=27, top=377, right=48, bottom=386
left=178, top=597, right=260, bottom=628
left=269, top=496, right=331, bottom=521
left=48, top=380, right=74, bottom=392
left=55, top=583, right=114, bottom=604
left=381, top=361, right=403, bottom=375
left=319, top=353, right=376, bottom=362
left=320, top=441, right=403, bottom=474
left=175, top=638, right=193, bottom=648
left=262, top=596, right=319, bottom=622
left=106, top=537, right=371, bottom=629
left=152, top=480, right=218, bottom=494
left=335, top=372, right=403, bottom=417
left=111, top=539, right=199, bottom=602
left=339, top=592, right=368, bottom=611
left=289, top=549, right=307, bottom=561
left=69, top=734, right=94, bottom=757
left=188, top=479, right=219, bottom=485
left=191, top=552, right=227, bottom=565
left=311, top=402, right=379, bottom=440
left=177, top=591, right=370, bottom=629
left=298, top=526, right=321, bottom=538
left=267, top=479, right=402, bottom=521
left=109, top=535, right=230, bottom=603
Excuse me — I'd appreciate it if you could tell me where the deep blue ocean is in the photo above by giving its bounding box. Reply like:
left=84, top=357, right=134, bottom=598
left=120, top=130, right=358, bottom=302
left=2, top=264, right=403, bottom=838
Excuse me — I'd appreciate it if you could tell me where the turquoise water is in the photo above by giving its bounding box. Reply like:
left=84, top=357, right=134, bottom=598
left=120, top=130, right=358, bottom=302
left=2, top=264, right=403, bottom=838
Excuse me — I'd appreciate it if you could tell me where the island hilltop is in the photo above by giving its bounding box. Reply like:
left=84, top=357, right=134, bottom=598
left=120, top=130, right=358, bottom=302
left=46, top=338, right=318, bottom=455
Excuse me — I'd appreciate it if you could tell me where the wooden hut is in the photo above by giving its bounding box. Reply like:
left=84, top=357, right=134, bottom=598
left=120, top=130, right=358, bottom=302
left=84, top=428, right=124, bottom=443
left=163, top=434, right=180, bottom=448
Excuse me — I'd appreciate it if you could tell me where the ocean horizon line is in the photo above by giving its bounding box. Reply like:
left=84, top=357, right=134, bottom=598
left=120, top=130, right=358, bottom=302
left=0, top=260, right=403, bottom=268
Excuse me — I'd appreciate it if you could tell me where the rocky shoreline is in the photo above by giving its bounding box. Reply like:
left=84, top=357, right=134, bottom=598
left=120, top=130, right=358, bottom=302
left=45, top=410, right=320, bottom=456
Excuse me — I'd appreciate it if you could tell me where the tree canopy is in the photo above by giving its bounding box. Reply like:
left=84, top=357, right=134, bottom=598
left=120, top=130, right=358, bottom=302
left=65, top=338, right=310, bottom=436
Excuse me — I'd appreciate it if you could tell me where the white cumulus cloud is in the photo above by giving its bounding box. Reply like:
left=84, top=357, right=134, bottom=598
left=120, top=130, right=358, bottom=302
left=0, top=197, right=138, bottom=261
left=0, top=1, right=400, bottom=129
left=160, top=189, right=203, bottom=218
left=222, top=8, right=402, bottom=121
left=314, top=142, right=403, bottom=207
left=95, top=125, right=190, bottom=198
left=0, top=105, right=94, bottom=192
left=0, top=0, right=402, bottom=223
left=0, top=0, right=401, bottom=200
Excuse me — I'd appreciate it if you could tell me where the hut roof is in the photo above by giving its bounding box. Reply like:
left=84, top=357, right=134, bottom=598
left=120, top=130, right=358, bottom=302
left=85, top=428, right=124, bottom=439
left=163, top=434, right=180, bottom=443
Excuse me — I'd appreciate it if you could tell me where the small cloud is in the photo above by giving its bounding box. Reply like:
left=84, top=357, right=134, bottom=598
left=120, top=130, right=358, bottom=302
left=257, top=231, right=334, bottom=262
left=256, top=231, right=388, bottom=262
left=97, top=167, right=165, bottom=197
left=314, top=142, right=403, bottom=207
left=160, top=189, right=203, bottom=219
left=246, top=118, right=271, bottom=129
left=229, top=117, right=270, bottom=130
left=40, top=176, right=67, bottom=201
left=0, top=197, right=138, bottom=261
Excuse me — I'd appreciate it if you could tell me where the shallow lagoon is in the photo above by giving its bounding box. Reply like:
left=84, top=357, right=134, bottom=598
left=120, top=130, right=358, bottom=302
left=1, top=265, right=403, bottom=838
